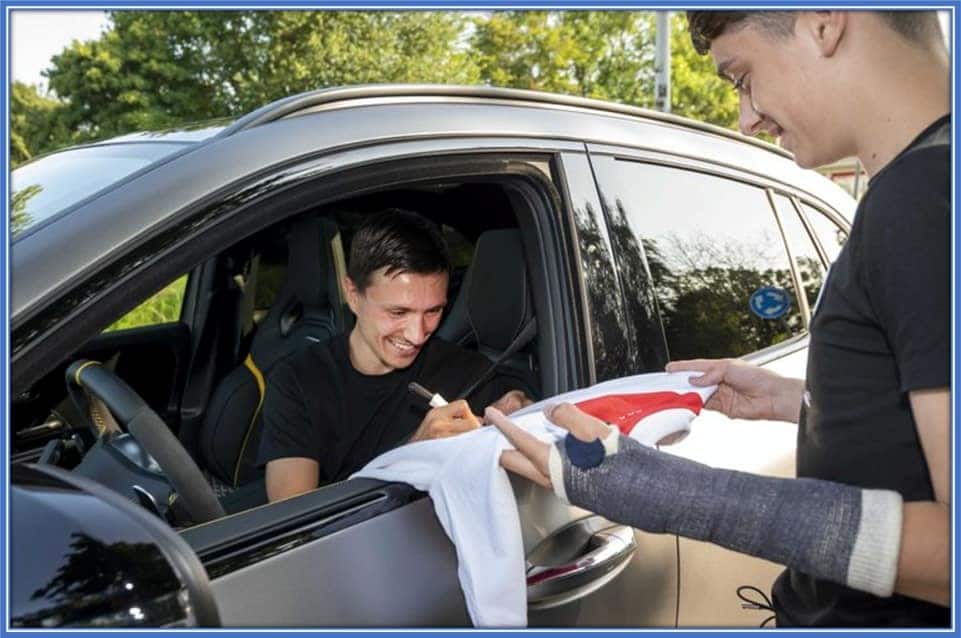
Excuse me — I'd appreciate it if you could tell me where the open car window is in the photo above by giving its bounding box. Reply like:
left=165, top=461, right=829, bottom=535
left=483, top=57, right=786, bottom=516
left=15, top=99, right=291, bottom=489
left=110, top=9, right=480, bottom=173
left=104, top=275, right=189, bottom=333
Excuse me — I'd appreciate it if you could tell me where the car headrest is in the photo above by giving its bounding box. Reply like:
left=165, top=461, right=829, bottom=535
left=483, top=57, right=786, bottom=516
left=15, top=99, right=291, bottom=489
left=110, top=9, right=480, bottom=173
left=249, top=216, right=342, bottom=369
left=465, top=229, right=533, bottom=352
left=434, top=266, right=474, bottom=347
left=287, top=216, right=336, bottom=311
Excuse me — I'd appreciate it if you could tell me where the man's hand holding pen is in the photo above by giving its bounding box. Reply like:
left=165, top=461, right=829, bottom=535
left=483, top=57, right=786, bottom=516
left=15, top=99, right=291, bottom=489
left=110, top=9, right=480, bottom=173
left=408, top=399, right=482, bottom=442
left=406, top=382, right=533, bottom=443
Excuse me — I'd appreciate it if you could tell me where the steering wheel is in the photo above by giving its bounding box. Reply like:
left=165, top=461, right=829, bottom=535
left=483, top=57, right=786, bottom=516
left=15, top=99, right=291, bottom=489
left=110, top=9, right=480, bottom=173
left=66, top=360, right=225, bottom=524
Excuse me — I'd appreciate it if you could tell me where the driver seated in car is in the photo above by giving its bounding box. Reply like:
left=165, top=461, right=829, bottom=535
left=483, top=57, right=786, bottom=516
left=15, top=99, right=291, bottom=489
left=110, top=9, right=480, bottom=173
left=259, top=209, right=535, bottom=502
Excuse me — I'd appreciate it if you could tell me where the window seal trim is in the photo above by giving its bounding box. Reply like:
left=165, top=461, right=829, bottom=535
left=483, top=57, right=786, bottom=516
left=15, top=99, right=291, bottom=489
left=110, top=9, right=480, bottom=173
left=586, top=144, right=851, bottom=222
left=767, top=189, right=813, bottom=328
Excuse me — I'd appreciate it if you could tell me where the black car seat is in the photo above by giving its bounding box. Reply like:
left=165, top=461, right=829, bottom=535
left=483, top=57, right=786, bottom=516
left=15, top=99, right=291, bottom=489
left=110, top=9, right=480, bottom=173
left=436, top=229, right=540, bottom=397
left=196, top=215, right=346, bottom=491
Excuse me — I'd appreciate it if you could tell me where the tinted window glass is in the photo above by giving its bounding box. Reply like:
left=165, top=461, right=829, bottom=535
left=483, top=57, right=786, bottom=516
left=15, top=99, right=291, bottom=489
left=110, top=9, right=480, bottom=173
left=801, top=203, right=847, bottom=262
left=771, top=194, right=826, bottom=314
left=11, top=142, right=188, bottom=239
left=596, top=160, right=804, bottom=360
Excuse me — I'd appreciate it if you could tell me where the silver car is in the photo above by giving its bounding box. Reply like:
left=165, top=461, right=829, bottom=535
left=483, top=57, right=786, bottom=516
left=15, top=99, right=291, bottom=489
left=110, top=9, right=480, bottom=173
left=9, top=85, right=854, bottom=628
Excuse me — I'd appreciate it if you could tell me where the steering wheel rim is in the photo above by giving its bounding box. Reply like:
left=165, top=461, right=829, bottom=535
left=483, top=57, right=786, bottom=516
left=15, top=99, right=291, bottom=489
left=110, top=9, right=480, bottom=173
left=67, top=360, right=225, bottom=524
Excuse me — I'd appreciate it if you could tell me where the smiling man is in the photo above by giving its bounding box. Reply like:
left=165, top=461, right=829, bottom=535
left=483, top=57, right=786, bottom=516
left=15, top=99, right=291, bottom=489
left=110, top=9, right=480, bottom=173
left=493, top=10, right=950, bottom=628
left=260, top=209, right=534, bottom=502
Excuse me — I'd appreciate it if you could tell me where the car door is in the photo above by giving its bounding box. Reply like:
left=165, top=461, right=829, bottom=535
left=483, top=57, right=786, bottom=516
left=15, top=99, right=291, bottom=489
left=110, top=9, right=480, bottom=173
left=174, top=145, right=675, bottom=627
left=11, top=126, right=668, bottom=627
left=586, top=146, right=853, bottom=626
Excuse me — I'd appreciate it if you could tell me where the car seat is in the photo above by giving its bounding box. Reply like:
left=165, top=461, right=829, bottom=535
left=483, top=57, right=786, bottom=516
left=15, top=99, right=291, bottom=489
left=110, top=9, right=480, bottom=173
left=436, top=229, right=540, bottom=398
left=196, top=215, right=346, bottom=491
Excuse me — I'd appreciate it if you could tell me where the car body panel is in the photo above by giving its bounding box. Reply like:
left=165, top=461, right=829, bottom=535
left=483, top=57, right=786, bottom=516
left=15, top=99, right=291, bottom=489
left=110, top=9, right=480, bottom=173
left=10, top=464, right=221, bottom=627
left=207, top=498, right=470, bottom=627
left=670, top=341, right=808, bottom=627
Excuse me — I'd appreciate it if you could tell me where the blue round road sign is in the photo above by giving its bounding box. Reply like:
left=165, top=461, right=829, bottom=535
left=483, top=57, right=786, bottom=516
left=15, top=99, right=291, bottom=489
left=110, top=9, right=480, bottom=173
left=749, top=286, right=791, bottom=319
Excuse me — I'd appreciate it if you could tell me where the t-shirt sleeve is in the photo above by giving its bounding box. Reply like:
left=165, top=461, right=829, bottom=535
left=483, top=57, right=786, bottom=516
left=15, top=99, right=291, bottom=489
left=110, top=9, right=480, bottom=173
left=257, top=361, right=320, bottom=466
left=860, top=147, right=950, bottom=392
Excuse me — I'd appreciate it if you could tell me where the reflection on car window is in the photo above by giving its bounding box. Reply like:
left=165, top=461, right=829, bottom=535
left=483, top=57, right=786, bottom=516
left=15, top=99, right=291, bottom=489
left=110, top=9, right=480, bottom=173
left=771, top=194, right=826, bottom=314
left=800, top=203, right=847, bottom=263
left=11, top=142, right=189, bottom=240
left=105, top=275, right=188, bottom=332
left=599, top=160, right=805, bottom=360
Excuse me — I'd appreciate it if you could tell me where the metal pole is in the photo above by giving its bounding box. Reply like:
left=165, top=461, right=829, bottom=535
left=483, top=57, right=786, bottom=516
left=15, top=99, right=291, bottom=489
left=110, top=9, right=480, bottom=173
left=655, top=11, right=671, bottom=113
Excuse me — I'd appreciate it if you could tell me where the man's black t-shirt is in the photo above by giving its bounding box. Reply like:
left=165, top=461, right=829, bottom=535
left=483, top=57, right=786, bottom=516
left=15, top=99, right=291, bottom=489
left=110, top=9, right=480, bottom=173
left=772, top=116, right=951, bottom=626
left=257, top=334, right=533, bottom=482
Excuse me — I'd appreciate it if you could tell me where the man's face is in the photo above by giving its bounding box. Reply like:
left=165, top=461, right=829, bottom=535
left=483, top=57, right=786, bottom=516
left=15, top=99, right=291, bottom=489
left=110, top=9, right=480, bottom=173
left=709, top=17, right=847, bottom=168
left=344, top=268, right=448, bottom=375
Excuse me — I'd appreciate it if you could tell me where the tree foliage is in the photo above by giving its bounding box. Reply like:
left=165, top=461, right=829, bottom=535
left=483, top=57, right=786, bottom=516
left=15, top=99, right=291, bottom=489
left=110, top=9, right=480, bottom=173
left=669, top=13, right=739, bottom=128
left=471, top=11, right=654, bottom=106
left=106, top=275, right=188, bottom=332
left=41, top=11, right=477, bottom=143
left=10, top=82, right=71, bottom=167
left=13, top=10, right=741, bottom=161
left=470, top=11, right=738, bottom=126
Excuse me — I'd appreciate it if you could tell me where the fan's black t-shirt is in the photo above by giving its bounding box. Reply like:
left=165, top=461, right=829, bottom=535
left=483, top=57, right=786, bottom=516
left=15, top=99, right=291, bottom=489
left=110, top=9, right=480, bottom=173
left=772, top=115, right=951, bottom=627
left=258, top=334, right=533, bottom=482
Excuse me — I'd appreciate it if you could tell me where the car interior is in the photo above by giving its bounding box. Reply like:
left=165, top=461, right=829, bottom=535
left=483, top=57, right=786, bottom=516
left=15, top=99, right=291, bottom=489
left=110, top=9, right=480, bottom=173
left=12, top=175, right=555, bottom=529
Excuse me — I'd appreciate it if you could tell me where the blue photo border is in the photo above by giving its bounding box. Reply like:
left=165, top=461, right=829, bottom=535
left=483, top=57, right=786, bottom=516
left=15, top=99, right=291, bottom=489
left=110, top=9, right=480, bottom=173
left=0, top=2, right=957, bottom=636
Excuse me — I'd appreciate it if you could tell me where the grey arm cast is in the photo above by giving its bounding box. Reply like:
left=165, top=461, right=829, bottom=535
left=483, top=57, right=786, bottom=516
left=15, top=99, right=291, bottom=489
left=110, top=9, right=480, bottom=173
left=548, top=428, right=903, bottom=598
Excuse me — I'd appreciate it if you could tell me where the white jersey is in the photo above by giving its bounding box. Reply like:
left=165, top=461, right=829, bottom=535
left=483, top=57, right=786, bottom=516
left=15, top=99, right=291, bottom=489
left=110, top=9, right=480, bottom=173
left=353, top=371, right=716, bottom=627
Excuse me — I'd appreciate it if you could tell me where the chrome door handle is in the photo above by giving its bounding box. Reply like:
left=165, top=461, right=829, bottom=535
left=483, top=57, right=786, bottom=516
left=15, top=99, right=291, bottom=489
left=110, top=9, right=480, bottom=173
left=526, top=515, right=637, bottom=609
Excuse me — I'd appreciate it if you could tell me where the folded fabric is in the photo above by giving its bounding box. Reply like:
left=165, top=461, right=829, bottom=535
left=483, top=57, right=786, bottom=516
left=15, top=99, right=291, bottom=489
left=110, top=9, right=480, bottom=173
left=351, top=371, right=716, bottom=627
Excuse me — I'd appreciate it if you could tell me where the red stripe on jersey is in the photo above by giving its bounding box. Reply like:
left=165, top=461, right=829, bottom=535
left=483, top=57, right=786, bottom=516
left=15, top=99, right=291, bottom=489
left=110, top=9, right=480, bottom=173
left=574, top=391, right=705, bottom=435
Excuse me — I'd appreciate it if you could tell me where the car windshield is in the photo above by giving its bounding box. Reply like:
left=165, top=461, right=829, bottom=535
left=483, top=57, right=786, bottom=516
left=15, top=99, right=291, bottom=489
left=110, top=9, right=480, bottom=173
left=11, top=142, right=190, bottom=240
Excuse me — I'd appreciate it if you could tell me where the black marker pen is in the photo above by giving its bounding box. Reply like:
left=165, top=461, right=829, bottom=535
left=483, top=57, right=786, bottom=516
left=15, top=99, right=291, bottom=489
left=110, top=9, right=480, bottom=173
left=407, top=381, right=449, bottom=408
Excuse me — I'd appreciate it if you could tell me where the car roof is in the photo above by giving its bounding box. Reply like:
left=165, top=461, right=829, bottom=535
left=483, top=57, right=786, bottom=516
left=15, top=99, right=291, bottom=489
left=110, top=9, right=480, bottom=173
left=81, top=84, right=789, bottom=159
left=219, top=84, right=794, bottom=158
left=13, top=84, right=854, bottom=325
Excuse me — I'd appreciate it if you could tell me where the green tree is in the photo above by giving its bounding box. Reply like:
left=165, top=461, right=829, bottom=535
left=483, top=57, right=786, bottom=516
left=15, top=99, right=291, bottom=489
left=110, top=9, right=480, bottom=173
left=471, top=11, right=740, bottom=128
left=28, top=9, right=744, bottom=158
left=670, top=13, right=739, bottom=128
left=106, top=275, right=188, bottom=332
left=219, top=11, right=479, bottom=111
left=472, top=11, right=654, bottom=106
left=10, top=82, right=71, bottom=167
left=44, top=11, right=479, bottom=143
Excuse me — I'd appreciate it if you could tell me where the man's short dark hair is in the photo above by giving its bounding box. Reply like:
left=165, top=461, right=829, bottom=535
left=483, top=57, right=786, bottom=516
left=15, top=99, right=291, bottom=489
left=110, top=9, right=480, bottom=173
left=347, top=208, right=452, bottom=292
left=687, top=10, right=942, bottom=55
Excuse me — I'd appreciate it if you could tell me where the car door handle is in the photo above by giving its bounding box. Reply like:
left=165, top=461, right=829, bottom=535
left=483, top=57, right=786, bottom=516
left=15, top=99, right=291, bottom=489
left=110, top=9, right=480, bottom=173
left=526, top=515, right=637, bottom=609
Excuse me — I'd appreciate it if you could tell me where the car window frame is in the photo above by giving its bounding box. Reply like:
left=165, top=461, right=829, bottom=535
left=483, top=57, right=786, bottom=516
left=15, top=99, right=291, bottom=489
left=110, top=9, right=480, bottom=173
left=767, top=190, right=815, bottom=327
left=792, top=196, right=851, bottom=265
left=11, top=140, right=585, bottom=404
